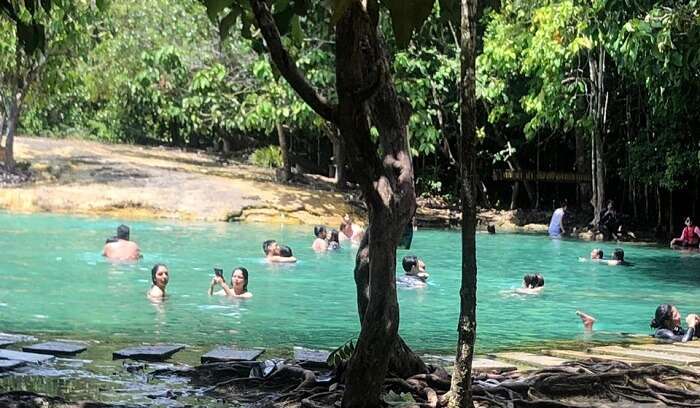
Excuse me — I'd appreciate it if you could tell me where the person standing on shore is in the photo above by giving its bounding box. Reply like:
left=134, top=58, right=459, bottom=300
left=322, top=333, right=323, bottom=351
left=548, top=201, right=568, bottom=239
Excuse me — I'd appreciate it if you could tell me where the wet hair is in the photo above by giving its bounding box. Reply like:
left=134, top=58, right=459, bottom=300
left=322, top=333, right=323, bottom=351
left=151, top=263, right=167, bottom=285
left=117, top=224, right=130, bottom=240
left=402, top=255, right=419, bottom=272
left=329, top=229, right=339, bottom=243
left=650, top=303, right=675, bottom=330
left=262, top=240, right=276, bottom=255
left=314, top=225, right=327, bottom=238
left=686, top=217, right=694, bottom=225
left=231, top=267, right=249, bottom=291
left=560, top=200, right=568, bottom=209
left=523, top=274, right=534, bottom=288
left=593, top=249, right=604, bottom=259
left=613, top=248, right=624, bottom=261
left=487, top=224, right=496, bottom=234
left=279, top=245, right=293, bottom=257
left=534, top=274, right=545, bottom=287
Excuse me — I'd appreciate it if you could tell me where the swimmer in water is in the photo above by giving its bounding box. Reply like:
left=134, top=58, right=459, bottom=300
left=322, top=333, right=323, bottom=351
left=209, top=267, right=253, bottom=298
left=147, top=263, right=169, bottom=299
left=650, top=304, right=700, bottom=342
left=263, top=240, right=297, bottom=263
left=398, top=255, right=429, bottom=287
left=576, top=310, right=597, bottom=331
left=515, top=274, right=544, bottom=295
left=339, top=214, right=365, bottom=243
left=327, top=229, right=340, bottom=251
left=103, top=224, right=141, bottom=261
left=312, top=225, right=329, bottom=252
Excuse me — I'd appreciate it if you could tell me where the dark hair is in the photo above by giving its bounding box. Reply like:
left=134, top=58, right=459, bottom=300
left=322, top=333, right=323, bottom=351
left=594, top=249, right=604, bottom=259
left=534, top=274, right=545, bottom=287
left=613, top=248, right=624, bottom=261
left=487, top=224, right=496, bottom=234
left=523, top=274, right=534, bottom=288
left=402, top=255, right=418, bottom=272
left=262, top=240, right=276, bottom=255
left=117, top=224, right=130, bottom=240
left=231, top=267, right=249, bottom=291
left=329, top=229, right=339, bottom=243
left=560, top=200, right=568, bottom=208
left=314, top=225, right=327, bottom=238
left=651, top=303, right=674, bottom=329
left=151, top=263, right=167, bottom=285
left=279, top=245, right=293, bottom=257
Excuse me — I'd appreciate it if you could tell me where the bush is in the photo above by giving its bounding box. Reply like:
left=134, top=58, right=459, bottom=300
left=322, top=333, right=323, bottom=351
left=249, top=145, right=283, bottom=168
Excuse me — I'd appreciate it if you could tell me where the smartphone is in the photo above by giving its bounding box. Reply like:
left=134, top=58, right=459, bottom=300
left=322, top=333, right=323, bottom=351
left=213, top=268, right=224, bottom=279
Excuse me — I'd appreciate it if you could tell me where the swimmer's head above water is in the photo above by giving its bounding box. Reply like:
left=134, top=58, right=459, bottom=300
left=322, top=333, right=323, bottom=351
left=262, top=240, right=279, bottom=255
left=402, top=255, right=428, bottom=280
left=116, top=224, right=130, bottom=241
left=231, top=267, right=249, bottom=291
left=523, top=274, right=544, bottom=288
left=613, top=248, right=625, bottom=262
left=650, top=303, right=681, bottom=330
left=590, top=248, right=604, bottom=259
left=314, top=225, right=327, bottom=239
left=151, top=263, right=169, bottom=287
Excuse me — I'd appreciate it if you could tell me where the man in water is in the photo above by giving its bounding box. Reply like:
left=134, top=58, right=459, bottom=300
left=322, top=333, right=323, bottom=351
left=398, top=255, right=429, bottom=288
left=312, top=225, right=329, bottom=252
left=103, top=224, right=141, bottom=261
left=339, top=214, right=365, bottom=243
left=263, top=240, right=297, bottom=263
left=548, top=201, right=568, bottom=238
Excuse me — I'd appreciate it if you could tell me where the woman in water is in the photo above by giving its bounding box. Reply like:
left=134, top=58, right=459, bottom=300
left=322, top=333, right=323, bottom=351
left=148, top=263, right=169, bottom=299
left=516, top=274, right=544, bottom=295
left=209, top=267, right=253, bottom=298
left=327, top=229, right=340, bottom=250
left=650, top=304, right=699, bottom=342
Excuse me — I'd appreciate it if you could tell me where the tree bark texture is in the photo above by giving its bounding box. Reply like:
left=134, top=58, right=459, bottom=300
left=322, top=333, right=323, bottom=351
left=250, top=2, right=417, bottom=406
left=449, top=0, right=478, bottom=407
left=575, top=129, right=591, bottom=207
left=276, top=122, right=292, bottom=181
left=335, top=3, right=416, bottom=407
left=3, top=88, right=22, bottom=170
left=329, top=127, right=346, bottom=189
left=588, top=48, right=606, bottom=226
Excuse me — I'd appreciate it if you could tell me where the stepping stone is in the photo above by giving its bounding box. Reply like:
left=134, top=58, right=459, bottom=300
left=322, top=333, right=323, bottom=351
left=113, top=345, right=184, bottom=362
left=471, top=358, right=517, bottom=373
left=494, top=352, right=567, bottom=368
left=0, top=360, right=25, bottom=372
left=590, top=346, right=700, bottom=366
left=0, top=349, right=55, bottom=364
left=201, top=347, right=265, bottom=364
left=293, top=347, right=330, bottom=367
left=630, top=344, right=700, bottom=357
left=0, top=333, right=34, bottom=348
left=673, top=340, right=700, bottom=349
left=545, top=349, right=647, bottom=366
left=23, top=341, right=87, bottom=357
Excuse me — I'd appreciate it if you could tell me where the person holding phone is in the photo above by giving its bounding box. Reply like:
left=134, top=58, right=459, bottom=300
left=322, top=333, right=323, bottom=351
left=208, top=267, right=252, bottom=298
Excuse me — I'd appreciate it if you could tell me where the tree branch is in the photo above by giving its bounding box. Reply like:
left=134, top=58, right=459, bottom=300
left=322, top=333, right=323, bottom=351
left=249, top=0, right=338, bottom=124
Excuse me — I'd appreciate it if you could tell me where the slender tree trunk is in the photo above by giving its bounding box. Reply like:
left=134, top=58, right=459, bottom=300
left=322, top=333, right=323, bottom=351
left=510, top=181, right=520, bottom=210
left=588, top=48, right=606, bottom=226
left=4, top=88, right=22, bottom=170
left=276, top=122, right=292, bottom=181
left=449, top=0, right=478, bottom=407
left=575, top=128, right=591, bottom=208
left=329, top=127, right=346, bottom=189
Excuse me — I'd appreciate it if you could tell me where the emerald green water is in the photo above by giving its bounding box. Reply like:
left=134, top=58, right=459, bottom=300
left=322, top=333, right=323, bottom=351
left=3, top=212, right=700, bottom=354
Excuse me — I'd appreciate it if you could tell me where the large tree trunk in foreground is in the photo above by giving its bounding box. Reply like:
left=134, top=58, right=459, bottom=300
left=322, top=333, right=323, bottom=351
left=336, top=3, right=416, bottom=407
left=449, top=0, right=478, bottom=407
left=353, top=233, right=428, bottom=377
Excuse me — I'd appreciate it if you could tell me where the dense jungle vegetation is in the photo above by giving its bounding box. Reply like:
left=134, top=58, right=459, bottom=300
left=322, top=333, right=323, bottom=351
left=1, top=0, right=698, bottom=235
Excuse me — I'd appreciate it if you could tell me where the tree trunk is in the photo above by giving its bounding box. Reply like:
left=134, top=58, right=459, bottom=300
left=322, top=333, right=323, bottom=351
left=276, top=122, right=292, bottom=181
left=510, top=181, right=520, bottom=210
left=335, top=3, right=417, bottom=408
left=588, top=48, right=606, bottom=226
left=329, top=127, right=346, bottom=190
left=4, top=88, right=22, bottom=170
left=575, top=129, right=591, bottom=208
left=449, top=0, right=478, bottom=406
left=353, top=233, right=428, bottom=377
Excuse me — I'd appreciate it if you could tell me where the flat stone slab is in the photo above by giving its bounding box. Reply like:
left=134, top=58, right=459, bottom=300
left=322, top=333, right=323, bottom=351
left=0, top=333, right=35, bottom=348
left=591, top=346, right=700, bottom=366
left=471, top=358, right=517, bottom=373
left=113, top=345, right=184, bottom=361
left=673, top=340, right=700, bottom=349
left=545, top=349, right=647, bottom=366
left=293, top=347, right=330, bottom=366
left=23, top=341, right=87, bottom=356
left=494, top=352, right=567, bottom=368
left=0, top=349, right=55, bottom=364
left=0, top=360, right=26, bottom=372
left=630, top=344, right=700, bottom=357
left=201, top=347, right=264, bottom=364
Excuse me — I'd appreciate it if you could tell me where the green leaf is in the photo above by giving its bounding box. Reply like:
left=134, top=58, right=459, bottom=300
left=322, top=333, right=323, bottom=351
left=384, top=0, right=436, bottom=48
left=219, top=5, right=242, bottom=39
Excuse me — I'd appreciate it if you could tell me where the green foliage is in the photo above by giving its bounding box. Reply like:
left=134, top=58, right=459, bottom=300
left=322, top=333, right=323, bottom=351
left=249, top=145, right=282, bottom=168
left=327, top=338, right=355, bottom=368
left=383, top=390, right=417, bottom=406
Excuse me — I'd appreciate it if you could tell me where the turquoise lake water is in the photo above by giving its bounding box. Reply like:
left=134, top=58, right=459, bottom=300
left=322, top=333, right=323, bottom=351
left=2, top=211, right=700, bottom=356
